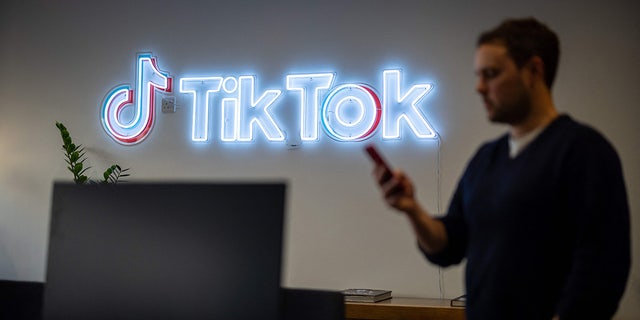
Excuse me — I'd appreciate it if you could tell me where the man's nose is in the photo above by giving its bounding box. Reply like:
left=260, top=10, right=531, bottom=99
left=476, top=78, right=487, bottom=95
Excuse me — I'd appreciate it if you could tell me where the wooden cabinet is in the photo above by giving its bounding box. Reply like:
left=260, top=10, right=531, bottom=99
left=346, top=297, right=465, bottom=320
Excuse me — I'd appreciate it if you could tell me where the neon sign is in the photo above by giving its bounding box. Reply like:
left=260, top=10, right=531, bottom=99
left=102, top=54, right=172, bottom=145
left=102, top=53, right=436, bottom=145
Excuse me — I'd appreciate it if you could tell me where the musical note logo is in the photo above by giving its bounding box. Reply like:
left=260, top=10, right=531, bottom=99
left=102, top=53, right=172, bottom=145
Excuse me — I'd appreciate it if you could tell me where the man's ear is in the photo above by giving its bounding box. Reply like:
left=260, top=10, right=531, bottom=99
left=528, top=56, right=546, bottom=82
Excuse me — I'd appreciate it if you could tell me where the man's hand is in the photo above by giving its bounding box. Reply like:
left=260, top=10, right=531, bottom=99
left=372, top=164, right=448, bottom=254
left=373, top=165, right=419, bottom=217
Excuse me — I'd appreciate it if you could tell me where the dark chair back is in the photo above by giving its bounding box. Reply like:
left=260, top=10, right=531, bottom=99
left=0, top=280, right=44, bottom=320
left=282, top=288, right=345, bottom=320
left=1, top=282, right=347, bottom=320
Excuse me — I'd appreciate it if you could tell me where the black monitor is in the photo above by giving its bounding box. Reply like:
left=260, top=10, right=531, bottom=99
left=44, top=182, right=286, bottom=320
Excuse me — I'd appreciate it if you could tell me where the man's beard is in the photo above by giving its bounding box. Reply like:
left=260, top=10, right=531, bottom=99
left=488, top=92, right=532, bottom=125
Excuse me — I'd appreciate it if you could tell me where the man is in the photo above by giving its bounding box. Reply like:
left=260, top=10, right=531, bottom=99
left=373, top=18, right=630, bottom=320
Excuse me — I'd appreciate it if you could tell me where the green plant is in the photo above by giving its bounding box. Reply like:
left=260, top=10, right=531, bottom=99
left=102, top=164, right=130, bottom=184
left=56, top=122, right=130, bottom=184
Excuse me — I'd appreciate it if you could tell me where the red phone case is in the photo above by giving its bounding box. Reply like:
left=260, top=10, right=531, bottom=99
left=365, top=145, right=392, bottom=176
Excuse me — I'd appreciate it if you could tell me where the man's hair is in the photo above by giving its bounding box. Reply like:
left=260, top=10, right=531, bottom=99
left=477, top=17, right=560, bottom=88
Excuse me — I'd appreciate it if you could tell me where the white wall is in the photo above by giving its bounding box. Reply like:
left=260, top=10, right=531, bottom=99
left=1, top=0, right=638, bottom=318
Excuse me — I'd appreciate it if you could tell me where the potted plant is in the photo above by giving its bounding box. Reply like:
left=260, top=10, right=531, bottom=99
left=55, top=122, right=130, bottom=184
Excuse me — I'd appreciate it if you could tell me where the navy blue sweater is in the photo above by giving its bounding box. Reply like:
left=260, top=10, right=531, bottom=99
left=425, top=115, right=630, bottom=320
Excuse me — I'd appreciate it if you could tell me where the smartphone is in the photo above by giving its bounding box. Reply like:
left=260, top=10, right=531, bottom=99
left=364, top=144, right=393, bottom=180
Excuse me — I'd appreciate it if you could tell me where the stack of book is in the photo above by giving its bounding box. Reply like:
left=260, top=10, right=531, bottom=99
left=341, top=289, right=392, bottom=303
left=450, top=294, right=466, bottom=307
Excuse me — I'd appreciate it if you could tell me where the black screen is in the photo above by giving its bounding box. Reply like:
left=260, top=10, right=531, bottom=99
left=44, top=182, right=286, bottom=320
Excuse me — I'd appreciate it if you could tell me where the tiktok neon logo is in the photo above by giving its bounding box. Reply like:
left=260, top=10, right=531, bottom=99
left=102, top=54, right=172, bottom=145
left=180, top=76, right=284, bottom=142
left=101, top=53, right=437, bottom=145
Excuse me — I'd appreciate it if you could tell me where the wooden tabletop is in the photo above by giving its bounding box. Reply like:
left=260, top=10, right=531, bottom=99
left=346, top=297, right=465, bottom=320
